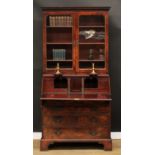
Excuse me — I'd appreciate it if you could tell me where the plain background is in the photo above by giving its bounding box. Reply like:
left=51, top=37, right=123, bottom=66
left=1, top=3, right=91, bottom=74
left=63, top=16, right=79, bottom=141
left=33, top=0, right=121, bottom=132
left=1, top=0, right=155, bottom=155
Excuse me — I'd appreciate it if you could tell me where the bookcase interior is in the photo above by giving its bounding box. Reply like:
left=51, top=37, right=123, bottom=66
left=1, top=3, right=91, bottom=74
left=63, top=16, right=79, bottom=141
left=44, top=13, right=107, bottom=71
left=79, top=15, right=105, bottom=26
left=47, top=44, right=72, bottom=60
left=47, top=28, right=72, bottom=43
left=54, top=77, right=67, bottom=88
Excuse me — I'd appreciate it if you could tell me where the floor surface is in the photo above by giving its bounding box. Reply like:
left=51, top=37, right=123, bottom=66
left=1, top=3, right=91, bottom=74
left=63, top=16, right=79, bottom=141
left=33, top=140, right=121, bottom=155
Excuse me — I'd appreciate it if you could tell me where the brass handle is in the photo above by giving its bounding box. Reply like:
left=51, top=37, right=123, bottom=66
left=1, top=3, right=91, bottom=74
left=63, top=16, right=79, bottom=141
left=91, top=107, right=98, bottom=111
left=90, top=117, right=97, bottom=123
left=89, top=130, right=97, bottom=136
left=52, top=106, right=63, bottom=111
left=53, top=116, right=63, bottom=123
left=54, top=129, right=62, bottom=135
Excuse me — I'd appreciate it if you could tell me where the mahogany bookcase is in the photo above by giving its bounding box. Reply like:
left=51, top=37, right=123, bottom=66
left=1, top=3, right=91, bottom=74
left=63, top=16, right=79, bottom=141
left=40, top=7, right=112, bottom=151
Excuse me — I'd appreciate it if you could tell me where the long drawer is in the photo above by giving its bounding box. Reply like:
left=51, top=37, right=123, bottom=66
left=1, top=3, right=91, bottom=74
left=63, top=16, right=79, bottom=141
left=42, top=102, right=110, bottom=116
left=43, top=127, right=110, bottom=139
left=43, top=114, right=110, bottom=128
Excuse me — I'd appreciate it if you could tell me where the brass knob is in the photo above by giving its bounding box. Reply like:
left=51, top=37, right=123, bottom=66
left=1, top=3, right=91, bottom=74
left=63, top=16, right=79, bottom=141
left=90, top=117, right=97, bottom=123
left=53, top=116, right=63, bottom=123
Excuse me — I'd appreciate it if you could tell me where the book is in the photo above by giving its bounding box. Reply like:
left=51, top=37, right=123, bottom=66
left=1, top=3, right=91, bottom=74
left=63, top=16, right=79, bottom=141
left=69, top=17, right=72, bottom=26
left=67, top=16, right=68, bottom=26
left=63, top=16, right=66, bottom=26
left=52, top=49, right=66, bottom=60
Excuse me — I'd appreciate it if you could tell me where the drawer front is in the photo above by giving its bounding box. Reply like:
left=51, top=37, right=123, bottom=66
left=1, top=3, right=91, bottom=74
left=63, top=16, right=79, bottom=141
left=43, top=114, right=110, bottom=128
left=43, top=103, right=110, bottom=116
left=43, top=127, right=110, bottom=139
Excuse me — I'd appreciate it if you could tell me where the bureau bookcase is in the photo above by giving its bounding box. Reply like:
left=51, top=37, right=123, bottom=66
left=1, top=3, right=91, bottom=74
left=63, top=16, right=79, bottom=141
left=40, top=7, right=112, bottom=151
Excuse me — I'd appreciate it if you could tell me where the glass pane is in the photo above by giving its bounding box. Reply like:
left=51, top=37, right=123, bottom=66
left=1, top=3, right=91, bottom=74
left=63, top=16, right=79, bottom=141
left=79, top=15, right=105, bottom=69
left=46, top=15, right=73, bottom=69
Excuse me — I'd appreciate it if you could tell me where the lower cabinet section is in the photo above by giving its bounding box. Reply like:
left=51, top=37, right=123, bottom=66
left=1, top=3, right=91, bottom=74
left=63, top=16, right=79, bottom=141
left=41, top=101, right=111, bottom=151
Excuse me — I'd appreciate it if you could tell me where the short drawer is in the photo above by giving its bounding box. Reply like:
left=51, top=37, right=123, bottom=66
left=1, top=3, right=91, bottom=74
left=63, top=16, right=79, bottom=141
left=43, top=127, right=110, bottom=139
left=43, top=114, right=110, bottom=128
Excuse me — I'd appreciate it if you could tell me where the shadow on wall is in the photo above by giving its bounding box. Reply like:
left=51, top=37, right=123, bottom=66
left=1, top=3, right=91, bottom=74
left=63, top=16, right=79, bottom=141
left=109, top=18, right=121, bottom=131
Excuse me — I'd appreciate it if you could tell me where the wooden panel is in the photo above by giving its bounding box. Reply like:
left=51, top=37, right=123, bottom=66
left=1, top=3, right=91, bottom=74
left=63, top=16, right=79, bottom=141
left=70, top=77, right=82, bottom=92
left=43, top=114, right=110, bottom=128
left=43, top=127, right=110, bottom=139
left=42, top=101, right=110, bottom=115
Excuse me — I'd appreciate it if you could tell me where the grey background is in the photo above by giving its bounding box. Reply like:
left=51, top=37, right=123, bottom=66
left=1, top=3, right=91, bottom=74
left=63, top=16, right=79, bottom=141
left=33, top=0, right=121, bottom=132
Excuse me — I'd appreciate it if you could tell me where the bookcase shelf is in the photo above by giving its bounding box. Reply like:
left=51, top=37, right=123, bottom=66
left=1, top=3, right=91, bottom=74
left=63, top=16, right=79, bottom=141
left=79, top=26, right=105, bottom=28
left=79, top=60, right=105, bottom=62
left=46, top=42, right=72, bottom=45
left=47, top=26, right=72, bottom=28
left=47, top=59, right=72, bottom=62
left=79, top=42, right=104, bottom=45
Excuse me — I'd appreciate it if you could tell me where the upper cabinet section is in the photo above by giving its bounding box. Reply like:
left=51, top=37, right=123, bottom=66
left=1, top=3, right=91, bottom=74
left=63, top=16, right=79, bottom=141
left=42, top=7, right=110, bottom=75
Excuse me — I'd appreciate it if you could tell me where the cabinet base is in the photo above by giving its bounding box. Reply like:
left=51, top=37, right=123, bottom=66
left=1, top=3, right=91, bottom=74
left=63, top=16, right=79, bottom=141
left=40, top=138, right=112, bottom=151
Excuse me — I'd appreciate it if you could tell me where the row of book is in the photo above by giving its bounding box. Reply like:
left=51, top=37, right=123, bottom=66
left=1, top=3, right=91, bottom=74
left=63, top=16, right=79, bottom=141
left=49, top=16, right=72, bottom=27
left=52, top=49, right=66, bottom=60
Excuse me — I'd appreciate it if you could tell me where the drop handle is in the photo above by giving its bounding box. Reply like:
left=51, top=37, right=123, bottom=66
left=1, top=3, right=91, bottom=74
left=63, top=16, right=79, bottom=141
left=89, top=130, right=97, bottom=136
left=90, top=117, right=97, bottom=123
left=54, top=129, right=62, bottom=135
left=53, top=116, right=63, bottom=123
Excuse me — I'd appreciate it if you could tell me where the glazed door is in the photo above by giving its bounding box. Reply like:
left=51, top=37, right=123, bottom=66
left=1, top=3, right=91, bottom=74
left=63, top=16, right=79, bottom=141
left=75, top=12, right=109, bottom=74
left=42, top=11, right=77, bottom=74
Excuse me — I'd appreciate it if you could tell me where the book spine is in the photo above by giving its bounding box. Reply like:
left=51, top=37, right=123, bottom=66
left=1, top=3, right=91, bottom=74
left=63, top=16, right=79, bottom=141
left=61, top=49, right=63, bottom=60
left=58, top=49, right=60, bottom=60
left=66, top=16, right=67, bottom=26
left=52, top=17, right=55, bottom=27
left=49, top=16, right=52, bottom=26
left=63, top=16, right=66, bottom=26
left=70, top=17, right=72, bottom=26
left=55, top=16, right=57, bottom=26
left=64, top=49, right=66, bottom=60
left=54, top=49, right=56, bottom=60
left=53, top=49, right=54, bottom=60
left=58, top=16, right=60, bottom=26
left=53, top=17, right=55, bottom=27
left=57, top=49, right=59, bottom=60
left=66, top=16, right=68, bottom=26
left=60, top=16, right=63, bottom=26
left=60, top=49, right=62, bottom=60
left=62, top=49, right=63, bottom=60
left=62, top=49, right=64, bottom=60
left=69, top=16, right=71, bottom=26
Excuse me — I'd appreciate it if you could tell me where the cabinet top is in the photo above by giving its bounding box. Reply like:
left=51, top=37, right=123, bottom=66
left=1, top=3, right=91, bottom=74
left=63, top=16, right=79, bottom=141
left=41, top=7, right=111, bottom=11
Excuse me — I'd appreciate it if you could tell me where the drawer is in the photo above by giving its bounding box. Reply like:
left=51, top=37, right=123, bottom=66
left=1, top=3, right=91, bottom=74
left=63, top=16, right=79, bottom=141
left=43, top=127, right=110, bottom=139
left=43, top=114, right=110, bottom=128
left=42, top=103, right=110, bottom=116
